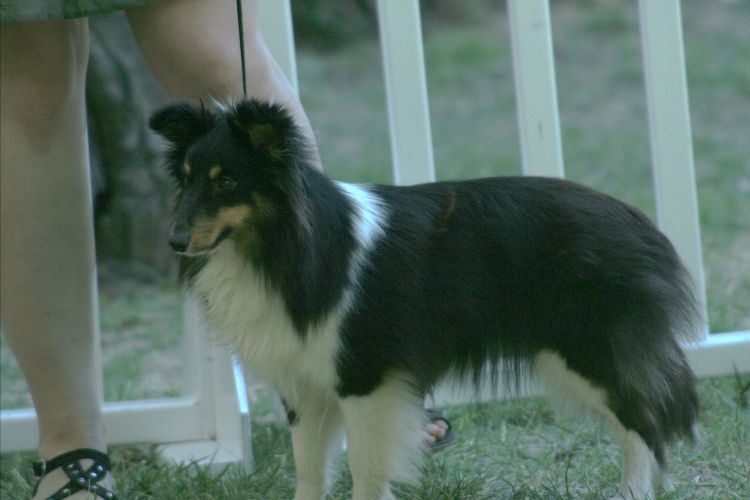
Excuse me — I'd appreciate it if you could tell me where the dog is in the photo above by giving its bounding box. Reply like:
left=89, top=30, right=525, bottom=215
left=150, top=99, right=700, bottom=500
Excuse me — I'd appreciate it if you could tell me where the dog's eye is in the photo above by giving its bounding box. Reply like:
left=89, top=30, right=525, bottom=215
left=215, top=176, right=237, bottom=193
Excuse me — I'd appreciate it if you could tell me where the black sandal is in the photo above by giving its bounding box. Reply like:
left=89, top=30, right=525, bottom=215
left=32, top=448, right=116, bottom=500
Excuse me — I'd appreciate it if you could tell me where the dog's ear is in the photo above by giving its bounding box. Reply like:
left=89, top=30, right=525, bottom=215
left=227, top=100, right=301, bottom=162
left=149, top=101, right=215, bottom=146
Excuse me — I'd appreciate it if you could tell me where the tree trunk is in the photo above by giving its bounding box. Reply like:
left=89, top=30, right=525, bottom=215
left=86, top=12, right=175, bottom=282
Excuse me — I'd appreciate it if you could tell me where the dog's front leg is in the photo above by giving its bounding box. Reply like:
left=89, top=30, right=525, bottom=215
left=339, top=375, right=425, bottom=500
left=290, top=396, right=344, bottom=500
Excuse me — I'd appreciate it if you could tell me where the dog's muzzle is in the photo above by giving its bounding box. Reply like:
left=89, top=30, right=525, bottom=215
left=169, top=231, right=190, bottom=253
left=169, top=216, right=193, bottom=253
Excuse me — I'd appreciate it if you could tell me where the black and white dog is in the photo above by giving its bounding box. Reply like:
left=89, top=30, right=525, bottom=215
left=150, top=99, right=700, bottom=500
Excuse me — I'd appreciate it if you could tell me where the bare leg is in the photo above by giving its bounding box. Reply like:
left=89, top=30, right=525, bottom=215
left=1, top=19, right=109, bottom=499
left=125, top=0, right=321, bottom=169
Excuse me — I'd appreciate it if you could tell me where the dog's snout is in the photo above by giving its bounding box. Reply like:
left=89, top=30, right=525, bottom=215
left=169, top=231, right=190, bottom=253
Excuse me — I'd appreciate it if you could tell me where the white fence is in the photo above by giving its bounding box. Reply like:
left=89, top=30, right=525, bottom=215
left=2, top=0, right=748, bottom=471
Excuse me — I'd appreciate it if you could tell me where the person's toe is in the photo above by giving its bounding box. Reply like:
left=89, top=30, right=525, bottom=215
left=423, top=420, right=448, bottom=446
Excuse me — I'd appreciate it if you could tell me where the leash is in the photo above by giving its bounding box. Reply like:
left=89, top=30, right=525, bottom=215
left=236, top=0, right=248, bottom=98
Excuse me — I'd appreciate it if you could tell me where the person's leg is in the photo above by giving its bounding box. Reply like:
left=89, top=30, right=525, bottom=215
left=1, top=18, right=109, bottom=499
left=125, top=0, right=321, bottom=168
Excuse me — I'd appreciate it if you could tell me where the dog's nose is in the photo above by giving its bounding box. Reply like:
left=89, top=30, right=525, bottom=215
left=169, top=232, right=190, bottom=253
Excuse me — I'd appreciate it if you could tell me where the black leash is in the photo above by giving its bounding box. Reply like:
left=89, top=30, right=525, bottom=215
left=236, top=0, right=248, bottom=98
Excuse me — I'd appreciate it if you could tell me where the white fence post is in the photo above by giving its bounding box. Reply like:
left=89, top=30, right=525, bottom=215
left=508, top=0, right=565, bottom=177
left=377, top=0, right=436, bottom=185
left=638, top=0, right=708, bottom=331
left=157, top=294, right=249, bottom=472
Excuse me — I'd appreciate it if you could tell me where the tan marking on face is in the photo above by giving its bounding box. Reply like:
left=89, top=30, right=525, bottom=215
left=188, top=205, right=252, bottom=250
left=183, top=162, right=191, bottom=177
left=209, top=165, right=222, bottom=180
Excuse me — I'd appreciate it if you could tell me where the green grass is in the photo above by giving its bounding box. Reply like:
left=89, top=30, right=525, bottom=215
left=0, top=282, right=184, bottom=410
left=1, top=376, right=748, bottom=499
left=1, top=0, right=749, bottom=497
left=98, top=282, right=184, bottom=402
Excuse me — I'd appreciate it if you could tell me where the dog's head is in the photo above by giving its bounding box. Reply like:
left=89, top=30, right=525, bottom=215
left=150, top=100, right=306, bottom=256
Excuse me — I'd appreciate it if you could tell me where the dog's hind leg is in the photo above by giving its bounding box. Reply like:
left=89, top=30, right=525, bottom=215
left=608, top=426, right=662, bottom=499
left=289, top=392, right=345, bottom=500
left=533, top=350, right=661, bottom=499
left=339, top=373, right=425, bottom=500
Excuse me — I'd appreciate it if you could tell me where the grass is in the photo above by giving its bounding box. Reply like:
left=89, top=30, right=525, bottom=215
left=0, top=282, right=184, bottom=410
left=1, top=0, right=749, bottom=497
left=1, top=376, right=748, bottom=499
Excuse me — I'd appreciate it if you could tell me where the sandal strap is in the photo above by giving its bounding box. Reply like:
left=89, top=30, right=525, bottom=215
left=33, top=448, right=111, bottom=477
left=32, top=448, right=116, bottom=500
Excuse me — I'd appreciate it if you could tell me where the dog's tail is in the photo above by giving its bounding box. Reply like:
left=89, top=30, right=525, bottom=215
left=606, top=254, right=702, bottom=467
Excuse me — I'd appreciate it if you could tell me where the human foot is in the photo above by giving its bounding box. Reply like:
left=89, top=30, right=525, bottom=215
left=423, top=410, right=455, bottom=452
left=32, top=449, right=116, bottom=499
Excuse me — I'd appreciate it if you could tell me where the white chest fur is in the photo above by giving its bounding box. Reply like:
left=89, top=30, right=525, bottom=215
left=192, top=242, right=343, bottom=402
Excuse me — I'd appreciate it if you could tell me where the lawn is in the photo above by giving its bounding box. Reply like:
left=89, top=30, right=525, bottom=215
left=1, top=376, right=748, bottom=498
left=1, top=0, right=749, bottom=498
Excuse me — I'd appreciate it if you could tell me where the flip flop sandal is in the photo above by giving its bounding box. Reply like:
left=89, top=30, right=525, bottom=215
left=32, top=448, right=117, bottom=500
left=426, top=409, right=456, bottom=453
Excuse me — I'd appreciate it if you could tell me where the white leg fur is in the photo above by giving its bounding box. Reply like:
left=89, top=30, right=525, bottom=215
left=291, top=395, right=345, bottom=500
left=339, top=374, right=425, bottom=500
left=533, top=350, right=661, bottom=499
left=614, top=429, right=662, bottom=499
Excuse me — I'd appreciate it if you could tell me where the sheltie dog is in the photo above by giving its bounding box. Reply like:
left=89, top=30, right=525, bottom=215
left=150, top=99, right=700, bottom=500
